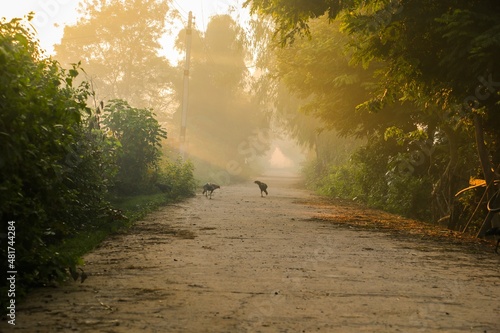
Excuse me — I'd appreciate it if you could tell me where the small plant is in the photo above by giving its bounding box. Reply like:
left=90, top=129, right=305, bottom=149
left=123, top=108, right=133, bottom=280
left=156, top=158, right=197, bottom=198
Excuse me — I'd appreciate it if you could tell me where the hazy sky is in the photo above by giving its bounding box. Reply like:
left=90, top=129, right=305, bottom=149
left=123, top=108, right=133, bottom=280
left=0, top=0, right=242, bottom=62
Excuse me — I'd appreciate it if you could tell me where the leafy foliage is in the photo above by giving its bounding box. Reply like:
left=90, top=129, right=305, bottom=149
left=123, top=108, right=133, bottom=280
left=244, top=0, right=355, bottom=45
left=157, top=158, right=197, bottom=198
left=101, top=99, right=167, bottom=194
left=0, top=16, right=110, bottom=301
left=306, top=136, right=433, bottom=220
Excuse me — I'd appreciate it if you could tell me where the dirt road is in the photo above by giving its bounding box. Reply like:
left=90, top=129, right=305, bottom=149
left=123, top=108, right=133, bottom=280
left=5, top=176, right=500, bottom=332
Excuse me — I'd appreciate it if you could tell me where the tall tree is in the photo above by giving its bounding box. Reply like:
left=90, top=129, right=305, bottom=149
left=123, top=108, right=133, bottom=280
left=174, top=15, right=269, bottom=182
left=54, top=0, right=175, bottom=112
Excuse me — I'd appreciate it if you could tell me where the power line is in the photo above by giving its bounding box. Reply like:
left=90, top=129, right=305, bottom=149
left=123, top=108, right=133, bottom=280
left=171, top=0, right=190, bottom=24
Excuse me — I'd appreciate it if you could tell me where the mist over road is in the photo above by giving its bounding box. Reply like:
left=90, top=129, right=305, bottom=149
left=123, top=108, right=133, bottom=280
left=9, top=176, right=500, bottom=332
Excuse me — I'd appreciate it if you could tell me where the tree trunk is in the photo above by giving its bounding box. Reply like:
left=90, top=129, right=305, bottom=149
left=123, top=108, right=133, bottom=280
left=473, top=114, right=498, bottom=236
left=431, top=123, right=461, bottom=229
left=474, top=114, right=495, bottom=193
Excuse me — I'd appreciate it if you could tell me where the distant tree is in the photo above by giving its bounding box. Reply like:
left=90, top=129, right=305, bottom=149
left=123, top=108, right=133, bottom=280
left=174, top=15, right=270, bottom=182
left=54, top=0, right=176, bottom=112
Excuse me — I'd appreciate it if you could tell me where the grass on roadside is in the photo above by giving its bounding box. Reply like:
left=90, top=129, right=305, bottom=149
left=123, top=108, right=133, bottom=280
left=56, top=193, right=179, bottom=260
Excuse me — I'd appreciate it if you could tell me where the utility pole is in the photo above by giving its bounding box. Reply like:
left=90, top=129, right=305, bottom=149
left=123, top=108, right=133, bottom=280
left=180, top=11, right=193, bottom=158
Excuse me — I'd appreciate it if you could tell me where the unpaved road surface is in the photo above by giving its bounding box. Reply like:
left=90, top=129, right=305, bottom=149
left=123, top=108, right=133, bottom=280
left=4, top=176, right=500, bottom=332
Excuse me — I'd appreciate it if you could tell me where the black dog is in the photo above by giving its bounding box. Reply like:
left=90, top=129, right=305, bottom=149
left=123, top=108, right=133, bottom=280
left=202, top=183, right=220, bottom=199
left=254, top=180, right=268, bottom=197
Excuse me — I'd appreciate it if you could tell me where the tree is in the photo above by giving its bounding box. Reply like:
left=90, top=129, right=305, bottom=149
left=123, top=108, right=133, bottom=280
left=173, top=15, right=270, bottom=182
left=436, top=6, right=500, bottom=194
left=244, top=0, right=353, bottom=45
left=273, top=17, right=420, bottom=138
left=54, top=0, right=175, bottom=112
left=340, top=0, right=500, bottom=228
left=101, top=99, right=167, bottom=194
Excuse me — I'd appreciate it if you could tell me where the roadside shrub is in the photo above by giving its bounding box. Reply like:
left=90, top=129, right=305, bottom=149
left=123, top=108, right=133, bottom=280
left=0, top=16, right=111, bottom=307
left=157, top=158, right=197, bottom=198
left=304, top=137, right=433, bottom=221
left=101, top=99, right=167, bottom=195
left=384, top=171, right=433, bottom=220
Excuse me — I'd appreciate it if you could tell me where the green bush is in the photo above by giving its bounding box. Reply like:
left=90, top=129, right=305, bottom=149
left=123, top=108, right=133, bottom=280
left=156, top=158, right=197, bottom=198
left=101, top=99, right=167, bottom=195
left=304, top=137, right=433, bottom=221
left=0, top=17, right=111, bottom=305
